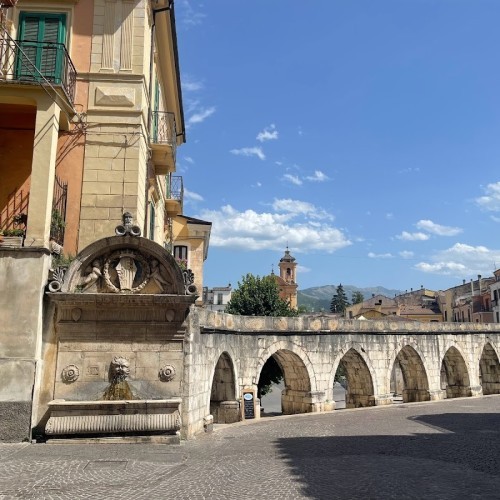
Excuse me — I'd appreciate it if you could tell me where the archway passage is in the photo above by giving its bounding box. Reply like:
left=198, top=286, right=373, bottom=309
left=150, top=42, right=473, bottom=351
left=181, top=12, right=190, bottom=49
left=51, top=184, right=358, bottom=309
left=259, top=350, right=312, bottom=415
left=335, top=349, right=375, bottom=409
left=210, top=353, right=239, bottom=424
left=479, top=343, right=500, bottom=395
left=392, top=346, right=430, bottom=403
left=441, top=347, right=472, bottom=398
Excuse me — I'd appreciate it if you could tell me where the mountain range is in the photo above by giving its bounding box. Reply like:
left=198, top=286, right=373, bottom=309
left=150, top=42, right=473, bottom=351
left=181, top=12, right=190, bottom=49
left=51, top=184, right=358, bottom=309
left=298, top=285, right=403, bottom=312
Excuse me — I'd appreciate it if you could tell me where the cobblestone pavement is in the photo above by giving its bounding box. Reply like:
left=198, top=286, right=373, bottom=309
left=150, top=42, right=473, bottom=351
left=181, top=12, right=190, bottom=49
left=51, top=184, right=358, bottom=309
left=0, top=395, right=499, bottom=500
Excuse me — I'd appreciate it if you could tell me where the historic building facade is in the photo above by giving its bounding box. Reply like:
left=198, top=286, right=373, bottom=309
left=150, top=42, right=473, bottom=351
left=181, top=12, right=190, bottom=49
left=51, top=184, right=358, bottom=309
left=0, top=0, right=211, bottom=440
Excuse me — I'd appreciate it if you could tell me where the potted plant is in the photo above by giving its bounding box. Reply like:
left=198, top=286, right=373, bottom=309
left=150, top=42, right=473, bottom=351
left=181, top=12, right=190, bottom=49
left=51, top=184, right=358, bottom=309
left=0, top=228, right=25, bottom=248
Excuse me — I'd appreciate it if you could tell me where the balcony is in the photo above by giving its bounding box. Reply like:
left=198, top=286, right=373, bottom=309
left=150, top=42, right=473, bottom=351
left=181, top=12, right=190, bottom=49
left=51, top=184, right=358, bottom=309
left=150, top=111, right=177, bottom=175
left=165, top=175, right=183, bottom=218
left=0, top=37, right=76, bottom=104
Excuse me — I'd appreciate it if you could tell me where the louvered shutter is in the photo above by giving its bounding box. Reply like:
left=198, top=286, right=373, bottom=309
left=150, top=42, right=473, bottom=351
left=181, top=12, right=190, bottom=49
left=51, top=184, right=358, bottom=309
left=40, top=17, right=60, bottom=82
left=16, top=13, right=65, bottom=83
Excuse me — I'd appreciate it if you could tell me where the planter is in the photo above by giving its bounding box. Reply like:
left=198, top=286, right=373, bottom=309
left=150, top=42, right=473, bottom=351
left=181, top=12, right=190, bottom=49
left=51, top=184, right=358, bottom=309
left=0, top=236, right=23, bottom=248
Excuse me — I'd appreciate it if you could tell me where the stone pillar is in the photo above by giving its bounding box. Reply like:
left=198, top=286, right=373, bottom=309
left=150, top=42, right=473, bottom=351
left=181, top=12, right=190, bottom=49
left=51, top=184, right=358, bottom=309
left=25, top=97, right=60, bottom=248
left=429, top=389, right=446, bottom=401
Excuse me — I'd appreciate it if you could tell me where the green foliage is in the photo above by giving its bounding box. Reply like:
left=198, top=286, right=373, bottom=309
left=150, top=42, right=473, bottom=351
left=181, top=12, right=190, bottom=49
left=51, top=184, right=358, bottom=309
left=351, top=291, right=365, bottom=305
left=330, top=283, right=349, bottom=314
left=50, top=209, right=66, bottom=233
left=225, top=273, right=298, bottom=317
left=258, top=356, right=283, bottom=399
left=1, top=228, right=24, bottom=236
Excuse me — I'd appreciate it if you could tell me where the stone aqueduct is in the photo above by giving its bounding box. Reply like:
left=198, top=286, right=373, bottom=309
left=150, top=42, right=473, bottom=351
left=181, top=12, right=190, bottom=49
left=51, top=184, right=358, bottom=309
left=189, top=310, right=500, bottom=429
left=36, top=234, right=500, bottom=440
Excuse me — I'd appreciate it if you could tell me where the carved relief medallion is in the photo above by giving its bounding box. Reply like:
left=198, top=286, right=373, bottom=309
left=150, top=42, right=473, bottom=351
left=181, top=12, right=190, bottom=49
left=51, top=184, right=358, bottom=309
left=61, top=364, right=80, bottom=383
left=103, top=250, right=150, bottom=293
left=159, top=364, right=176, bottom=382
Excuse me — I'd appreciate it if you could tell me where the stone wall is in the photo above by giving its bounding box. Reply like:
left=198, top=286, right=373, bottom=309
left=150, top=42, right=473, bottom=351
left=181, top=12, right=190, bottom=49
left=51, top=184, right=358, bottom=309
left=0, top=248, right=51, bottom=441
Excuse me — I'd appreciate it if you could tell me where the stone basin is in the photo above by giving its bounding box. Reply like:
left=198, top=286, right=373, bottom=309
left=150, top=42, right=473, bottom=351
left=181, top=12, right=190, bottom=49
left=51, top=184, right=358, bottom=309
left=45, top=399, right=181, bottom=438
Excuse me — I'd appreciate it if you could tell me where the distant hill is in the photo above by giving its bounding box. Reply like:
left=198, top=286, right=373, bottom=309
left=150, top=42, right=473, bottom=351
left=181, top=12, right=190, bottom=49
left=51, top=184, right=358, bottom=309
left=298, top=285, right=403, bottom=312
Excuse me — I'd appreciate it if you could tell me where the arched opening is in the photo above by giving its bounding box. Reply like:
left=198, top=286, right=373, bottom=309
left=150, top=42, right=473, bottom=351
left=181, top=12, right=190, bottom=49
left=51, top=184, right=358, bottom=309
left=258, top=350, right=312, bottom=416
left=479, top=343, right=500, bottom=395
left=334, top=348, right=375, bottom=409
left=210, top=352, right=239, bottom=424
left=391, top=346, right=430, bottom=403
left=440, top=346, right=472, bottom=398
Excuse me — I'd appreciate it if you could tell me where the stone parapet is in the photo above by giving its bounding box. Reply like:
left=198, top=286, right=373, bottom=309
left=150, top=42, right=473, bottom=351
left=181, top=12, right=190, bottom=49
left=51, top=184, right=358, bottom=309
left=198, top=310, right=500, bottom=335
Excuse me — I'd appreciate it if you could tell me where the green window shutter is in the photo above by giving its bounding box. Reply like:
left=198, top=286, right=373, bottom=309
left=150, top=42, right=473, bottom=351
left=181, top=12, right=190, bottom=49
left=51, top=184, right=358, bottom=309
left=17, top=13, right=66, bottom=83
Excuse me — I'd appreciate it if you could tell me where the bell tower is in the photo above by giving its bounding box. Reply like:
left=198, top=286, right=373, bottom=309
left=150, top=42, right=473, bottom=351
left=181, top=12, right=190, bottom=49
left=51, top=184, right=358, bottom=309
left=278, top=246, right=298, bottom=309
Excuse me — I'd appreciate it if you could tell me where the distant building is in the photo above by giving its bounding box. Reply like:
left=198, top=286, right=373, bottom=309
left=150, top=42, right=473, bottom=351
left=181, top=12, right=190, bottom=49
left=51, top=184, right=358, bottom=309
left=490, top=270, right=500, bottom=324
left=271, top=247, right=298, bottom=309
left=203, top=284, right=232, bottom=312
left=346, top=294, right=399, bottom=320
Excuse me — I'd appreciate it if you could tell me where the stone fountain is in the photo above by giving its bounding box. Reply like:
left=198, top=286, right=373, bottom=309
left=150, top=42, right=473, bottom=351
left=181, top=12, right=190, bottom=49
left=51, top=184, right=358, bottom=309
left=42, top=214, right=197, bottom=442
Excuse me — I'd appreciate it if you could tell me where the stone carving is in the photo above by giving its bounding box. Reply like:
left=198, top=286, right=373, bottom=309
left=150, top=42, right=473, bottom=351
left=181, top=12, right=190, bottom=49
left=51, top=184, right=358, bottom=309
left=71, top=308, right=82, bottom=322
left=61, top=364, right=80, bottom=383
left=165, top=309, right=175, bottom=322
left=109, top=356, right=130, bottom=382
left=159, top=364, right=176, bottom=382
left=103, top=250, right=150, bottom=293
left=150, top=259, right=172, bottom=292
left=183, top=269, right=198, bottom=296
left=80, top=260, right=102, bottom=291
left=47, top=266, right=66, bottom=292
left=115, top=212, right=141, bottom=237
left=103, top=356, right=134, bottom=400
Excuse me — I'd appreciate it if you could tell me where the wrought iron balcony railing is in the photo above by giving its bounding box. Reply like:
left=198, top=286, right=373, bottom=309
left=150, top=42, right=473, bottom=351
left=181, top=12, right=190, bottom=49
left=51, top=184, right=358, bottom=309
left=0, top=37, right=76, bottom=104
left=167, top=175, right=183, bottom=204
left=151, top=111, right=177, bottom=152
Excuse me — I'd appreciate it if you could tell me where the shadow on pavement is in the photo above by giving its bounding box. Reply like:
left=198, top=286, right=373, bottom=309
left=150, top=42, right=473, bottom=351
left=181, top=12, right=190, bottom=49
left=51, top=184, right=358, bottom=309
left=274, top=412, right=500, bottom=500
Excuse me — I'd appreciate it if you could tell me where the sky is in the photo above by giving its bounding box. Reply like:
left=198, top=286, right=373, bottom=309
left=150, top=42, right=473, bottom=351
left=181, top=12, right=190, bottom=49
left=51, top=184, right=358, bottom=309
left=173, top=0, right=500, bottom=292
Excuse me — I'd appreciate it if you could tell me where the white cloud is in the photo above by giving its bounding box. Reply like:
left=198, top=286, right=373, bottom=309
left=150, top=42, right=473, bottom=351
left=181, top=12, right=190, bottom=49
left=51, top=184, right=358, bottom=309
left=399, top=250, right=414, bottom=259
left=197, top=204, right=351, bottom=253
left=475, top=181, right=500, bottom=212
left=182, top=75, right=204, bottom=92
left=230, top=147, right=265, bottom=161
left=283, top=174, right=302, bottom=186
left=184, top=156, right=195, bottom=164
left=415, top=242, right=500, bottom=277
left=256, top=124, right=278, bottom=142
left=368, top=252, right=393, bottom=259
left=184, top=189, right=204, bottom=202
left=297, top=265, right=311, bottom=273
left=305, top=170, right=329, bottom=182
left=275, top=161, right=283, bottom=166
left=178, top=0, right=206, bottom=27
left=396, top=231, right=430, bottom=241
left=386, top=213, right=394, bottom=220
left=187, top=106, right=216, bottom=127
left=416, top=219, right=462, bottom=236
left=271, top=199, right=333, bottom=221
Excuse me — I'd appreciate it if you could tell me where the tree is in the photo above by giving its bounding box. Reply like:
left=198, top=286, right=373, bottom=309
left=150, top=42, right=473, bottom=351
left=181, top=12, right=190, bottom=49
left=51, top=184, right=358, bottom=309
left=258, top=356, right=283, bottom=399
left=225, top=273, right=298, bottom=317
left=351, top=291, right=364, bottom=305
left=330, top=283, right=349, bottom=314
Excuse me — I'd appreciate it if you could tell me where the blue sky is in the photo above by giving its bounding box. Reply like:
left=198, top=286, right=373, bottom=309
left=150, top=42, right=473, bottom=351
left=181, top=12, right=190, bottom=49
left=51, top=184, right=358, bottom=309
left=174, top=0, right=500, bottom=292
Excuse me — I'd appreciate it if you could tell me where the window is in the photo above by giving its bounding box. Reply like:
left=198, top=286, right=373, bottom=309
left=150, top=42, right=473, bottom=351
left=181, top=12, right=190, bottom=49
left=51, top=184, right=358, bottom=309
left=217, top=293, right=223, bottom=305
left=17, top=13, right=67, bottom=83
left=174, top=245, right=188, bottom=267
left=149, top=202, right=155, bottom=240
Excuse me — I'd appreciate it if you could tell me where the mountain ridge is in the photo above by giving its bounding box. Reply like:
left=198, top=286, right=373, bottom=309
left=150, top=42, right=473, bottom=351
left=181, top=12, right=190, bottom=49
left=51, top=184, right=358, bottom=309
left=298, top=284, right=403, bottom=312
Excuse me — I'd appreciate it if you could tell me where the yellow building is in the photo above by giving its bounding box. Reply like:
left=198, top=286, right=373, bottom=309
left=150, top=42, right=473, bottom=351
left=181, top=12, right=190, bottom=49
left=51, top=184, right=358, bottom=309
left=0, top=0, right=209, bottom=441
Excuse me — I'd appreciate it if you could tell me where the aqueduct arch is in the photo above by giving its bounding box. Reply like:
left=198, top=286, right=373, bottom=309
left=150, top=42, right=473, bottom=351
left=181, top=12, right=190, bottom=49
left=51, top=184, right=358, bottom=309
left=334, top=348, right=375, bottom=409
left=209, top=352, right=239, bottom=424
left=256, top=343, right=315, bottom=415
left=479, top=343, right=500, bottom=395
left=441, top=346, right=472, bottom=398
left=391, top=345, right=430, bottom=403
